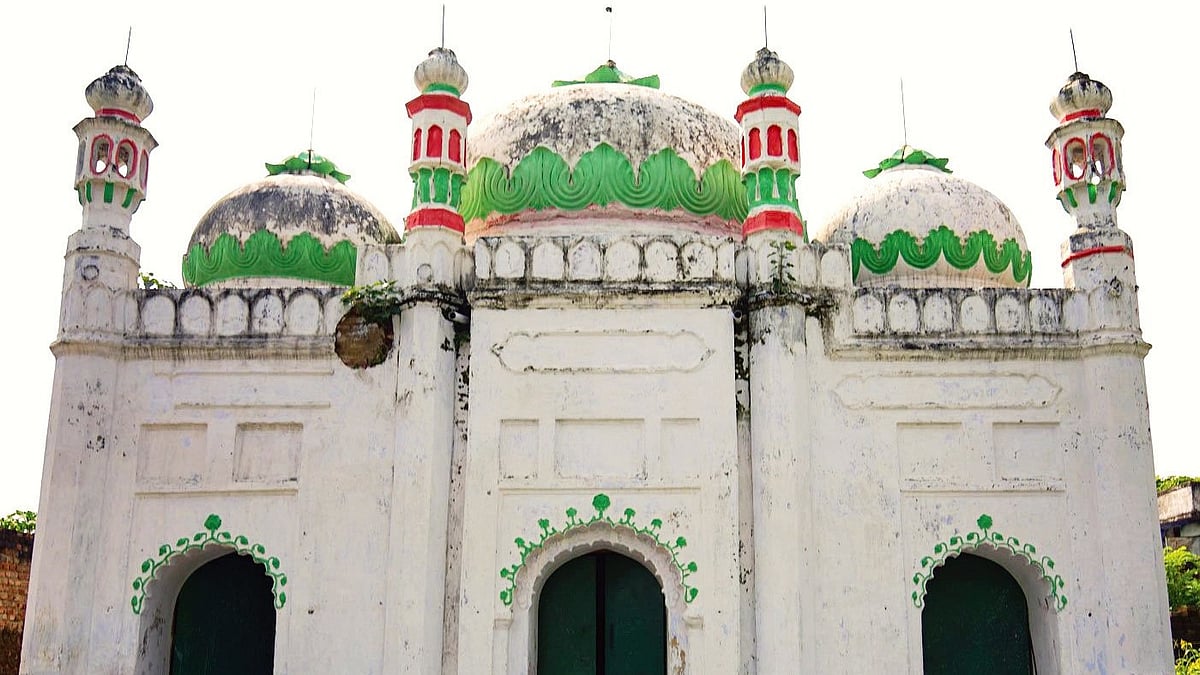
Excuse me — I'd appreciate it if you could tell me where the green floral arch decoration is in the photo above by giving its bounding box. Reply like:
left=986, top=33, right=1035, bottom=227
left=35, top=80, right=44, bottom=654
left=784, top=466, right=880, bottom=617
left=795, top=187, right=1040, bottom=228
left=499, top=493, right=698, bottom=606
left=911, top=514, right=1066, bottom=612
left=461, top=144, right=748, bottom=225
left=130, top=514, right=288, bottom=615
left=182, top=230, right=357, bottom=287
left=851, top=225, right=1032, bottom=286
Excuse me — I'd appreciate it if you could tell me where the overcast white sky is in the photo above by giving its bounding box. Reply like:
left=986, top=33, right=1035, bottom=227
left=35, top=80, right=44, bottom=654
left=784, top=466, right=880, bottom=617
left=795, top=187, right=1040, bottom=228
left=1, top=1, right=1195, bottom=514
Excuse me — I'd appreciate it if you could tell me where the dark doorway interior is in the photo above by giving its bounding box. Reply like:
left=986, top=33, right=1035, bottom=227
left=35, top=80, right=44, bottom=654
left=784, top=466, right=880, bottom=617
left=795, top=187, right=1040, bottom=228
left=170, top=551, right=276, bottom=675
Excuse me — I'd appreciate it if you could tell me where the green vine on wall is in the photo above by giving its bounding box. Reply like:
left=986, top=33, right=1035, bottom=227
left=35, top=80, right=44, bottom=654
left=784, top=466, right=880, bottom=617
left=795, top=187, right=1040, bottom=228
left=852, top=225, right=1032, bottom=286
left=461, top=144, right=748, bottom=225
left=130, top=514, right=288, bottom=615
left=911, top=514, right=1066, bottom=612
left=499, top=493, right=698, bottom=606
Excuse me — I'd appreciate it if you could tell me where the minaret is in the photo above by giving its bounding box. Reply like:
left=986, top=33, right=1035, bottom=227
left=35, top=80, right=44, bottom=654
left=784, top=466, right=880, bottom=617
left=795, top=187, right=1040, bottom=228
left=1046, top=72, right=1134, bottom=294
left=736, top=47, right=804, bottom=238
left=62, top=65, right=156, bottom=316
left=74, top=65, right=157, bottom=235
left=404, top=48, right=471, bottom=234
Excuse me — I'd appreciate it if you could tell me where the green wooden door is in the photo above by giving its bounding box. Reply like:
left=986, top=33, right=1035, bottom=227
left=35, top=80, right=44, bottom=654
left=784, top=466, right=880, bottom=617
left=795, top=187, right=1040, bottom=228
left=922, top=553, right=1034, bottom=675
left=538, top=551, right=666, bottom=675
left=170, top=551, right=276, bottom=675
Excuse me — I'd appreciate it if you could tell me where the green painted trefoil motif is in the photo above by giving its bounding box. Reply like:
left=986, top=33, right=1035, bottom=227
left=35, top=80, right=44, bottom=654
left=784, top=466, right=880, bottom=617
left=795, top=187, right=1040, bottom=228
left=851, top=225, right=1032, bottom=286
left=863, top=146, right=951, bottom=178
left=553, top=61, right=660, bottom=89
left=499, top=494, right=698, bottom=606
left=911, top=514, right=1066, bottom=612
left=266, top=150, right=351, bottom=184
left=461, top=144, right=748, bottom=224
left=130, top=514, right=288, bottom=615
left=182, top=230, right=358, bottom=287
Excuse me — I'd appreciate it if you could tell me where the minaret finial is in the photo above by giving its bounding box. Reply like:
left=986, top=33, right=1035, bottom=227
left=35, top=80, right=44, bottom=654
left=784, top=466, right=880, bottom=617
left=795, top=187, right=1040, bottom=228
left=124, top=26, right=132, bottom=66
left=900, top=78, right=908, bottom=149
left=606, top=6, right=614, bottom=61
left=763, top=6, right=768, bottom=49
left=1069, top=28, right=1079, bottom=72
left=441, top=4, right=446, bottom=49
left=308, top=89, right=316, bottom=164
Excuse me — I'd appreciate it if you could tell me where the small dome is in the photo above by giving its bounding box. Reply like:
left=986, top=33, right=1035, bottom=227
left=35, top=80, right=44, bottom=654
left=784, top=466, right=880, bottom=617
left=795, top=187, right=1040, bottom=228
left=85, top=65, right=153, bottom=123
left=815, top=148, right=1031, bottom=288
left=414, top=47, right=468, bottom=96
left=461, top=74, right=746, bottom=238
left=1050, top=72, right=1112, bottom=123
left=182, top=152, right=399, bottom=288
left=740, top=47, right=794, bottom=96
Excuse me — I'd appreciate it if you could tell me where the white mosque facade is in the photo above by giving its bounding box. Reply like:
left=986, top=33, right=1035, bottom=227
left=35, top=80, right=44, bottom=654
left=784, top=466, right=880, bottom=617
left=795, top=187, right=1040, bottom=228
left=18, top=38, right=1173, bottom=675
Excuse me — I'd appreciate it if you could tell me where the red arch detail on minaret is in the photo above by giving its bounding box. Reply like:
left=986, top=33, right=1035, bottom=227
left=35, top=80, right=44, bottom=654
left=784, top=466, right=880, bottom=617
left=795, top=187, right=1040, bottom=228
left=427, top=126, right=443, bottom=158
left=767, top=126, right=782, bottom=156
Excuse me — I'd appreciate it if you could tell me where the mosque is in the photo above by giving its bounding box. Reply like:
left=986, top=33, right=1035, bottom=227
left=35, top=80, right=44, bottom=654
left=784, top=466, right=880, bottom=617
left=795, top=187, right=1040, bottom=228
left=19, top=30, right=1171, bottom=675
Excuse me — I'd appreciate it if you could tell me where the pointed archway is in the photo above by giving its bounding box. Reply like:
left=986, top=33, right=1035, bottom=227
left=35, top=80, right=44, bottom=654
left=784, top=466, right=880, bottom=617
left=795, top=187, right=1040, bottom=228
left=169, top=551, right=276, bottom=674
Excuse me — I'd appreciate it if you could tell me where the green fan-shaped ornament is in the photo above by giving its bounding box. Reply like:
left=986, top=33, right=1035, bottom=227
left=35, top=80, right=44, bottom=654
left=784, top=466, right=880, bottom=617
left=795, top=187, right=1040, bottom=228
left=863, top=146, right=951, bottom=178
left=266, top=150, right=351, bottom=184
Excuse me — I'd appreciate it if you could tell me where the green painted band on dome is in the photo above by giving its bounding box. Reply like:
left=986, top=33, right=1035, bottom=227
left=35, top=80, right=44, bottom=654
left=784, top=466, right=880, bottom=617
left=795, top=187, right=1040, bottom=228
left=851, top=225, right=1032, bottom=286
left=422, top=82, right=461, bottom=96
left=864, top=146, right=951, bottom=178
left=553, top=61, right=661, bottom=89
left=748, top=83, right=787, bottom=96
left=461, top=143, right=748, bottom=224
left=266, top=150, right=351, bottom=184
left=182, top=230, right=357, bottom=287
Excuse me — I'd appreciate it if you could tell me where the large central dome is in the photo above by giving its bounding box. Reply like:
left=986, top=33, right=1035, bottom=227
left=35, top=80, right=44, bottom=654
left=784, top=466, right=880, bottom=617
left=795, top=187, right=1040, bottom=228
left=462, top=67, right=746, bottom=238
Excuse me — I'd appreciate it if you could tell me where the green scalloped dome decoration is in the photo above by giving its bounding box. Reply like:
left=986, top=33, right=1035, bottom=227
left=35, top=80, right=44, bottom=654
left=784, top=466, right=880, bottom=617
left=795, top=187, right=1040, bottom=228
left=552, top=61, right=660, bottom=89
left=182, top=229, right=357, bottom=287
left=460, top=143, right=748, bottom=224
left=265, top=150, right=351, bottom=184
left=863, top=146, right=952, bottom=178
left=851, top=225, right=1032, bottom=286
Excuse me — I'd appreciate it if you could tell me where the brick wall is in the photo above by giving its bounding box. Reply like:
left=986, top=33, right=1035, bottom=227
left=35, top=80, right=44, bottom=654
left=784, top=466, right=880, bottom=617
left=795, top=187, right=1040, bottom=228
left=0, top=530, right=33, bottom=675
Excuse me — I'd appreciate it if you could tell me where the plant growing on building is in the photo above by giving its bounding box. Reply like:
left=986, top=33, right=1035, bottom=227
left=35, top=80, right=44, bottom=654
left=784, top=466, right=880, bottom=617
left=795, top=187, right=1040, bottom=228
left=1177, top=640, right=1200, bottom=674
left=1166, top=546, right=1200, bottom=610
left=0, top=510, right=36, bottom=534
left=138, top=272, right=176, bottom=290
left=1159, top=476, right=1200, bottom=493
left=767, top=238, right=797, bottom=294
left=341, top=280, right=403, bottom=323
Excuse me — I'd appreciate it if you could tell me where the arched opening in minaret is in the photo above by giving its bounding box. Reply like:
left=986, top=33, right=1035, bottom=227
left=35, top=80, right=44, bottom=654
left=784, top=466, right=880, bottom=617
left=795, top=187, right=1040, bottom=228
left=168, top=552, right=276, bottom=675
left=921, top=553, right=1035, bottom=675
left=537, top=550, right=666, bottom=675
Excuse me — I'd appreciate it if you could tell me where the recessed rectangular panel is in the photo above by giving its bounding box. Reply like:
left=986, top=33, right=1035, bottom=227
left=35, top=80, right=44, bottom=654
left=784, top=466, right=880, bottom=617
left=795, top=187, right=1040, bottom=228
left=555, top=419, right=645, bottom=479
left=137, top=424, right=208, bottom=488
left=661, top=418, right=703, bottom=480
left=994, top=422, right=1062, bottom=481
left=897, top=423, right=967, bottom=482
left=234, top=423, right=302, bottom=483
left=499, top=419, right=539, bottom=481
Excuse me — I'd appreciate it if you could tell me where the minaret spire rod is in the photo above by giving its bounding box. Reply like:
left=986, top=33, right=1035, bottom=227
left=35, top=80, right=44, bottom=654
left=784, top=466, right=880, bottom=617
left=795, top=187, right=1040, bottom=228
left=1069, top=28, right=1079, bottom=72
left=124, top=27, right=132, bottom=66
left=763, top=6, right=768, bottom=49
left=900, top=78, right=908, bottom=149
left=606, top=6, right=614, bottom=61
left=308, top=88, right=316, bottom=168
left=441, top=4, right=446, bottom=49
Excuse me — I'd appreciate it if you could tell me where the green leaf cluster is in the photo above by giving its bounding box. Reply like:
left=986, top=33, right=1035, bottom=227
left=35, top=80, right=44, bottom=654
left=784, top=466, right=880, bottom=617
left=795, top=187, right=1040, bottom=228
left=1166, top=546, right=1200, bottom=611
left=0, top=510, right=35, bottom=534
left=138, top=272, right=176, bottom=290
left=1177, top=640, right=1200, bottom=674
left=1160, top=476, right=1200, bottom=493
left=341, top=280, right=403, bottom=323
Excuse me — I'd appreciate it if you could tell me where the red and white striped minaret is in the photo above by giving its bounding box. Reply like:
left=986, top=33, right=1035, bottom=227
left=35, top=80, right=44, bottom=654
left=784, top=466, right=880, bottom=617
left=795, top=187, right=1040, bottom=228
left=736, top=47, right=804, bottom=238
left=404, top=48, right=471, bottom=233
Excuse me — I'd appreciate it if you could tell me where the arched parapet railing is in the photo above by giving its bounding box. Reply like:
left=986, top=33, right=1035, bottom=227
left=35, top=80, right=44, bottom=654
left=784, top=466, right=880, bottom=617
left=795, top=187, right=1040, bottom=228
left=130, top=513, right=287, bottom=615
left=911, top=513, right=1067, bottom=612
left=499, top=494, right=698, bottom=673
